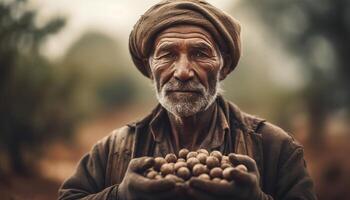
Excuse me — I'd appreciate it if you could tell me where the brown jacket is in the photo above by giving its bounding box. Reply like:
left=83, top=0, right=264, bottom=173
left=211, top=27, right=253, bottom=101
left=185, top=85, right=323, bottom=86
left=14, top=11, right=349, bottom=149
left=58, top=96, right=317, bottom=199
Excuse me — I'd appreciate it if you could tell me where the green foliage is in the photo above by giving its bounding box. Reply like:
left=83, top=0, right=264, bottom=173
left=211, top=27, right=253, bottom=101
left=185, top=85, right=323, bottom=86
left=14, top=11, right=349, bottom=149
left=239, top=0, right=350, bottom=140
left=0, top=1, right=140, bottom=174
left=97, top=76, right=137, bottom=109
left=60, top=31, right=139, bottom=115
left=0, top=0, right=72, bottom=173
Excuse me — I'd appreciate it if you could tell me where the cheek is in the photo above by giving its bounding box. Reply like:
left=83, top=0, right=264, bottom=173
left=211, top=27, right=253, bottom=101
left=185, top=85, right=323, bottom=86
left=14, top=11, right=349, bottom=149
left=194, top=59, right=221, bottom=89
left=150, top=59, right=174, bottom=89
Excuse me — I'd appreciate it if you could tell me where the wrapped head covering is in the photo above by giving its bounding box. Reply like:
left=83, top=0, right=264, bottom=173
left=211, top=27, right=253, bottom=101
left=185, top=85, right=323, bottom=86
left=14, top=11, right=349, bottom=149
left=129, top=0, right=241, bottom=80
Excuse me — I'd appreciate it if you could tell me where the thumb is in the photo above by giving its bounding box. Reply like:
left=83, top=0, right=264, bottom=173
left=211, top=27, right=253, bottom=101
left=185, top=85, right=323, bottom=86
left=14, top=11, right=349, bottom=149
left=128, top=157, right=155, bottom=173
left=228, top=153, right=258, bottom=172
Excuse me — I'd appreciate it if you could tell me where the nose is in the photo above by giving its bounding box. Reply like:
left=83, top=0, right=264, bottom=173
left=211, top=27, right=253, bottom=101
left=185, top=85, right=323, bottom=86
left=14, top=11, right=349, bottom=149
left=173, top=54, right=194, bottom=82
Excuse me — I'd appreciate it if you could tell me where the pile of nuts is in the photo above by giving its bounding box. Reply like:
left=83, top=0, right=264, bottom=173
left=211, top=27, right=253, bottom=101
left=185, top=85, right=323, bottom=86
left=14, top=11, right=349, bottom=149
left=143, top=149, right=247, bottom=184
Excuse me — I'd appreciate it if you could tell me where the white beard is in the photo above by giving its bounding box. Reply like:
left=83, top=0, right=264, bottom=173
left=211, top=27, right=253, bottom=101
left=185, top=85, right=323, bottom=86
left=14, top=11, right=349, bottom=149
left=154, top=77, right=222, bottom=117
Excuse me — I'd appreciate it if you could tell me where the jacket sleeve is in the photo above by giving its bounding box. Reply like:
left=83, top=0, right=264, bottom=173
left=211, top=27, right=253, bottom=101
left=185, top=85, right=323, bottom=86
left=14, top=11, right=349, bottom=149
left=259, top=122, right=317, bottom=200
left=275, top=143, right=317, bottom=200
left=58, top=135, right=119, bottom=200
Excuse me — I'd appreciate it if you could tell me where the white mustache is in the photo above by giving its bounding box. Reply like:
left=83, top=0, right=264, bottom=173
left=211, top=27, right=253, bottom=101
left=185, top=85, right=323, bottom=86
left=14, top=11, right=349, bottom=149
left=162, top=79, right=205, bottom=94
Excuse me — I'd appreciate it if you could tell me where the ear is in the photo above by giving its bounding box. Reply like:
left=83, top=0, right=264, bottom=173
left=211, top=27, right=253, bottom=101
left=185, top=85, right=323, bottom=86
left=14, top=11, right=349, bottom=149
left=148, top=70, right=154, bottom=80
left=147, top=67, right=154, bottom=80
left=219, top=67, right=229, bottom=81
left=218, top=53, right=229, bottom=81
left=144, top=58, right=154, bottom=80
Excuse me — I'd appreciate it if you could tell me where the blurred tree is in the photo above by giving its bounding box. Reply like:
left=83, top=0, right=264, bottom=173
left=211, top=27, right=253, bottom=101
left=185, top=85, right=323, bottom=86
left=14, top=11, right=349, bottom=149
left=0, top=0, right=72, bottom=174
left=239, top=0, right=350, bottom=145
left=61, top=31, right=138, bottom=114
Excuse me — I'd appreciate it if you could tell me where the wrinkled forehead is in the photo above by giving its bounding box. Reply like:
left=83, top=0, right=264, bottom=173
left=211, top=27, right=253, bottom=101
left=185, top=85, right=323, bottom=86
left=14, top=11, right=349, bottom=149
left=153, top=25, right=218, bottom=51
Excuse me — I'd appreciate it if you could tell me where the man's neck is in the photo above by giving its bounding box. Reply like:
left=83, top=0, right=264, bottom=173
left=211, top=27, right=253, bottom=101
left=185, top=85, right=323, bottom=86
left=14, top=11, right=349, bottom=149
left=167, top=101, right=216, bottom=151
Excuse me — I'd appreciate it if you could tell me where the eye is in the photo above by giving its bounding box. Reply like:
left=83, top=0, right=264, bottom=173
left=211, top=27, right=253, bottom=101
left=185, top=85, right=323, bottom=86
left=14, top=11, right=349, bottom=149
left=193, top=50, right=208, bottom=58
left=160, top=52, right=177, bottom=59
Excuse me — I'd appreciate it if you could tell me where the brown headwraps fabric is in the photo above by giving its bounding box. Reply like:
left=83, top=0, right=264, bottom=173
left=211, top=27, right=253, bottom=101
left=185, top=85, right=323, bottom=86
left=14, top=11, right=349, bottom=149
left=129, top=0, right=241, bottom=80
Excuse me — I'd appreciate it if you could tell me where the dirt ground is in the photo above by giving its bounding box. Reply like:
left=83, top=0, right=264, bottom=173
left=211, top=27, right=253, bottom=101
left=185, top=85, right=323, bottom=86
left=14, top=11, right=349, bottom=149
left=0, top=105, right=150, bottom=200
left=0, top=174, right=60, bottom=200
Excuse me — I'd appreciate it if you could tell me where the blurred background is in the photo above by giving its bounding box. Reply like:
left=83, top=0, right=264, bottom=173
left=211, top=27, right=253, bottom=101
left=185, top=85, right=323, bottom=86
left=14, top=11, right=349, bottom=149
left=0, top=0, right=349, bottom=199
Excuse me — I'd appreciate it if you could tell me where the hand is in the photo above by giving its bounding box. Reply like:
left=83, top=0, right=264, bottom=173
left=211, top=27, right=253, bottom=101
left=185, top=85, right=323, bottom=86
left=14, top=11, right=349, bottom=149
left=187, top=153, right=268, bottom=200
left=117, top=157, right=183, bottom=200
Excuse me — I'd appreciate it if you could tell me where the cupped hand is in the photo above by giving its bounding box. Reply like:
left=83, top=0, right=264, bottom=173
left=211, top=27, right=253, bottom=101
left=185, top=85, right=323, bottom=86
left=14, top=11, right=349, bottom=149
left=118, top=157, right=183, bottom=200
left=187, top=153, right=268, bottom=200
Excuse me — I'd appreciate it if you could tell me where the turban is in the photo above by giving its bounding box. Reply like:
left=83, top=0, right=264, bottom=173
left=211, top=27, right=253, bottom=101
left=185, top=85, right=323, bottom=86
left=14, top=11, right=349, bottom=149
left=129, top=0, right=241, bottom=80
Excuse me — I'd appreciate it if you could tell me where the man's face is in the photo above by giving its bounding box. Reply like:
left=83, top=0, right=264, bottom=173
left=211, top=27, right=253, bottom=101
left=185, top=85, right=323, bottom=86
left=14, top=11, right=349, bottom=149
left=149, top=25, right=223, bottom=117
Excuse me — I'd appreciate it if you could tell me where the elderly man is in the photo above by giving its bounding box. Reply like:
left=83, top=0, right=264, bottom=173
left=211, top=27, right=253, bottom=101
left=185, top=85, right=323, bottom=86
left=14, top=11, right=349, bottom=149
left=58, top=0, right=316, bottom=199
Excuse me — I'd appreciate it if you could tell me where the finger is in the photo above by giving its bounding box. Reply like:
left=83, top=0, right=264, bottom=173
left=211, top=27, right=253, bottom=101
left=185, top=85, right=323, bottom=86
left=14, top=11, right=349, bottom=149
left=187, top=187, right=217, bottom=200
left=230, top=168, right=255, bottom=186
left=189, top=177, right=235, bottom=196
left=139, top=187, right=184, bottom=200
left=129, top=157, right=155, bottom=172
left=130, top=173, right=176, bottom=193
left=236, top=164, right=248, bottom=172
left=228, top=153, right=258, bottom=172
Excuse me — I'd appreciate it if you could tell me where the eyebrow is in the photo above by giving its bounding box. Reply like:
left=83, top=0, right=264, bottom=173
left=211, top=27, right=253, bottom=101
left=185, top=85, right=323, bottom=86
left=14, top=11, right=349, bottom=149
left=191, top=42, right=212, bottom=49
left=153, top=40, right=216, bottom=55
left=190, top=41, right=214, bottom=53
left=155, top=42, right=179, bottom=54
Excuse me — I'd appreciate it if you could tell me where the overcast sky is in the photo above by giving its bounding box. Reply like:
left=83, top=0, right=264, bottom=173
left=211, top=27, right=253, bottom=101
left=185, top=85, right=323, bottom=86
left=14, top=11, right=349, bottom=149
left=29, top=0, right=236, bottom=60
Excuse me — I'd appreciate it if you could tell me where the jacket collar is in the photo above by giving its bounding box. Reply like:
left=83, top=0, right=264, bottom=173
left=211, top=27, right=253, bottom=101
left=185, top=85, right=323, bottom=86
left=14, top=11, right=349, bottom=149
left=148, top=96, right=230, bottom=150
left=221, top=97, right=266, bottom=186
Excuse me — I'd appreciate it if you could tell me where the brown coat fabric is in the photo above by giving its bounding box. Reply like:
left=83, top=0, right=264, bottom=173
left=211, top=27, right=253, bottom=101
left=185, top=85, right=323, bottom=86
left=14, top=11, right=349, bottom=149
left=58, top=96, right=317, bottom=200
